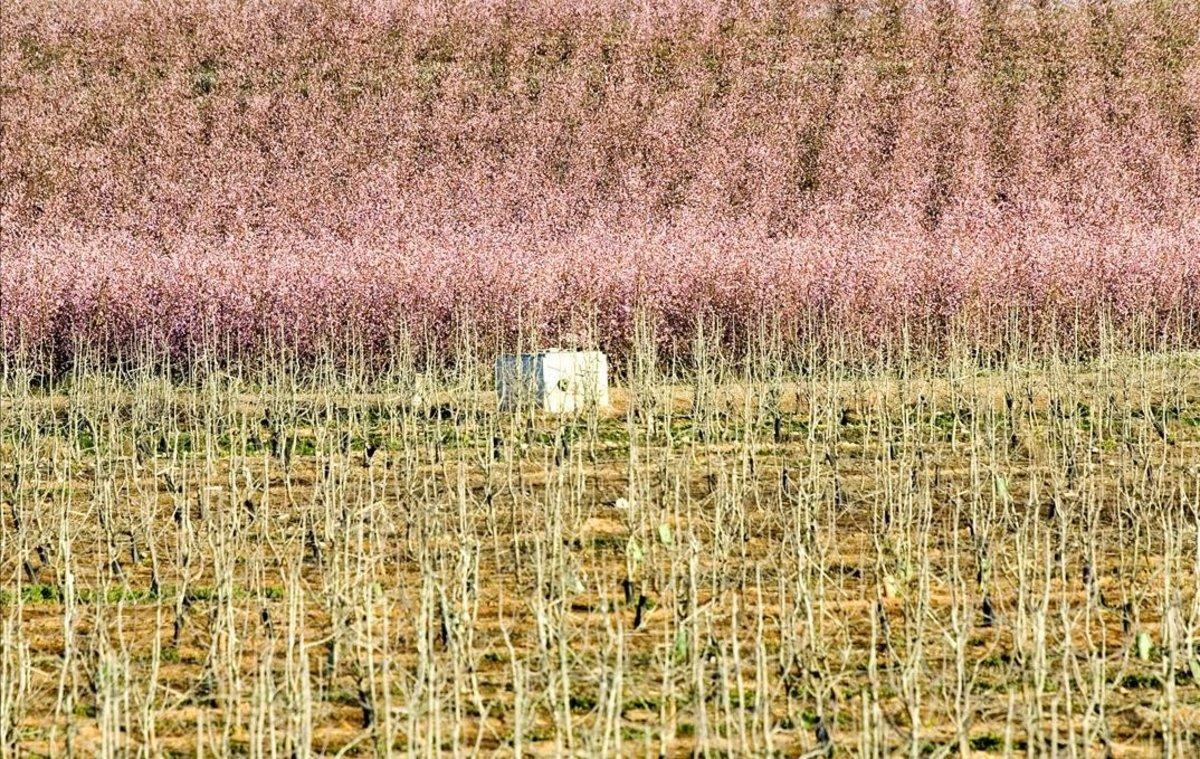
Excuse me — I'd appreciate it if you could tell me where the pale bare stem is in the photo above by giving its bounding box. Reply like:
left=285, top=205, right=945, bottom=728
left=2, top=314, right=1198, bottom=753
left=0, top=598, right=31, bottom=757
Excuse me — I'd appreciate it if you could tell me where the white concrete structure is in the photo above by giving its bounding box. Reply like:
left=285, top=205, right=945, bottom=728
left=496, top=350, right=609, bottom=413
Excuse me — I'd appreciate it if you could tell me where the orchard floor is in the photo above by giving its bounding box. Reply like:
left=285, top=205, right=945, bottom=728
left=2, top=352, right=1200, bottom=755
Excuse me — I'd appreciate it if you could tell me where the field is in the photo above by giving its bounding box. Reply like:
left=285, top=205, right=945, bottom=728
left=3, top=0, right=1200, bottom=755
left=2, top=335, right=1200, bottom=755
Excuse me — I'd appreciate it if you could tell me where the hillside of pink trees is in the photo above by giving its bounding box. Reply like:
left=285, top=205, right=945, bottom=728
left=3, top=0, right=1198, bottom=363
